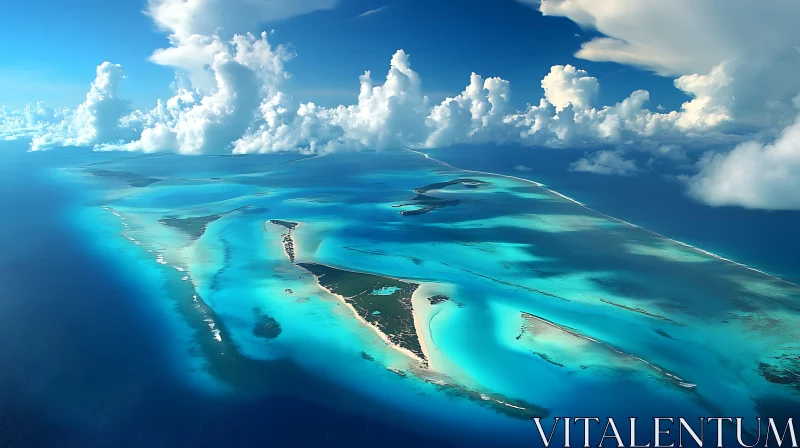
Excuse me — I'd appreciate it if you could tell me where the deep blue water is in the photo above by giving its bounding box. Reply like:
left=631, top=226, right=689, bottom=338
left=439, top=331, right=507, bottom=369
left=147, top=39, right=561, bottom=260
left=0, top=142, right=456, bottom=447
left=1, top=140, right=798, bottom=448
left=428, top=144, right=800, bottom=284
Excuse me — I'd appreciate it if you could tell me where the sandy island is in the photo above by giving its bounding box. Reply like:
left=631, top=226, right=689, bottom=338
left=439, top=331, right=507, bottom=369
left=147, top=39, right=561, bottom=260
left=268, top=219, right=429, bottom=367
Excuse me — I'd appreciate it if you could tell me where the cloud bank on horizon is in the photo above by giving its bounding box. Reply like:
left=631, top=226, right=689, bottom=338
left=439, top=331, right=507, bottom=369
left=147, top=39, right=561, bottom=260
left=1, top=0, right=799, bottom=210
left=570, top=150, right=638, bottom=176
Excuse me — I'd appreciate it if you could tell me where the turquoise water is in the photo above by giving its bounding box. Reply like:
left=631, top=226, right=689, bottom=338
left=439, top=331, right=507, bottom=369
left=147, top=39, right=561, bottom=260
left=2, top=144, right=798, bottom=446
left=427, top=144, right=800, bottom=285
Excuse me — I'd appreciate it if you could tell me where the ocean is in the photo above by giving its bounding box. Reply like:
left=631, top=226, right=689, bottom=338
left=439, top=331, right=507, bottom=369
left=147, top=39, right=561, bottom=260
left=0, top=140, right=797, bottom=447
left=426, top=144, right=800, bottom=284
left=0, top=141, right=461, bottom=447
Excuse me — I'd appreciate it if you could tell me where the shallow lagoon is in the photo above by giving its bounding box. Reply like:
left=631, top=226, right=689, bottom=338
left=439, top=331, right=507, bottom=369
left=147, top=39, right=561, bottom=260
left=3, top=144, right=798, bottom=446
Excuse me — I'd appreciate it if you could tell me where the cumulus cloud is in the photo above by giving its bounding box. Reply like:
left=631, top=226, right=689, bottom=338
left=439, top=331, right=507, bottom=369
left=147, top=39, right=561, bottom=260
left=687, top=110, right=800, bottom=210
left=1, top=0, right=766, bottom=157
left=231, top=48, right=430, bottom=154
left=424, top=72, right=512, bottom=148
left=520, top=0, right=800, bottom=208
left=3, top=40, right=742, bottom=156
left=2, top=0, right=796, bottom=213
left=541, top=65, right=598, bottom=112
left=534, top=0, right=800, bottom=129
left=0, top=0, right=784, bottom=176
left=652, top=144, right=687, bottom=162
left=570, top=150, right=639, bottom=175
left=145, top=0, right=335, bottom=91
left=331, top=49, right=430, bottom=149
left=29, top=62, right=131, bottom=151
left=0, top=102, right=67, bottom=140
left=104, top=32, right=291, bottom=155
left=3, top=0, right=795, bottom=211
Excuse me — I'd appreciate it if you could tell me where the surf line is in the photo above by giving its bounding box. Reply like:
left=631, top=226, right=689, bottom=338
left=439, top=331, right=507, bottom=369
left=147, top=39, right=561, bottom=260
left=404, top=148, right=797, bottom=288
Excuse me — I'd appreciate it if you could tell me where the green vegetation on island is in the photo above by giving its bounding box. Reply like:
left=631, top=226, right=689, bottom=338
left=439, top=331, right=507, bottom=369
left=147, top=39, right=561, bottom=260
left=269, top=219, right=299, bottom=230
left=268, top=219, right=299, bottom=262
left=159, top=214, right=224, bottom=240
left=84, top=168, right=162, bottom=187
left=413, top=178, right=488, bottom=194
left=427, top=295, right=450, bottom=305
left=296, top=262, right=425, bottom=363
left=394, top=178, right=489, bottom=216
left=160, top=206, right=250, bottom=240
left=395, top=194, right=463, bottom=216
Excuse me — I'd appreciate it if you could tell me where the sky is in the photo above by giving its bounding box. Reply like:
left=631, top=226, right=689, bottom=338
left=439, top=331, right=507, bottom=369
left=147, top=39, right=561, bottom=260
left=0, top=0, right=682, bottom=110
left=1, top=0, right=799, bottom=211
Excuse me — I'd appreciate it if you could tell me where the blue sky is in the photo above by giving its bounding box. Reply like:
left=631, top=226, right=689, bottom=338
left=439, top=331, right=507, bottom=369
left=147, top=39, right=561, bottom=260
left=1, top=0, right=683, bottom=111
left=1, top=0, right=173, bottom=109
left=1, top=0, right=799, bottom=211
left=273, top=0, right=685, bottom=110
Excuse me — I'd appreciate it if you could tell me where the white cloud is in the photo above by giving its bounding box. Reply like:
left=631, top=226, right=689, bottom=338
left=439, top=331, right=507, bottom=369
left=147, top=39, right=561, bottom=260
left=653, top=144, right=687, bottom=162
left=537, top=0, right=799, bottom=74
left=146, top=0, right=337, bottom=39
left=570, top=150, right=639, bottom=175
left=0, top=102, right=67, bottom=140
left=1, top=0, right=795, bottom=211
left=425, top=72, right=512, bottom=148
left=0, top=0, right=774, bottom=172
left=354, top=5, right=393, bottom=19
left=540, top=65, right=598, bottom=112
left=233, top=49, right=430, bottom=154
left=149, top=34, right=229, bottom=92
left=514, top=165, right=532, bottom=172
left=533, top=0, right=800, bottom=129
left=522, top=0, right=800, bottom=209
left=670, top=65, right=732, bottom=130
left=105, top=32, right=291, bottom=155
left=1, top=0, right=761, bottom=156
left=29, top=62, right=131, bottom=151
left=145, top=0, right=335, bottom=91
left=331, top=49, right=430, bottom=150
left=5, top=44, right=739, bottom=156
left=231, top=94, right=347, bottom=154
left=687, top=111, right=800, bottom=210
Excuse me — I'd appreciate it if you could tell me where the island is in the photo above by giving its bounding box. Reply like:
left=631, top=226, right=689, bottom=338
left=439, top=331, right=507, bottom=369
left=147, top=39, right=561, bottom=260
left=159, top=213, right=224, bottom=240
left=518, top=312, right=697, bottom=390
left=401, top=366, right=550, bottom=419
left=394, top=194, right=463, bottom=216
left=413, top=178, right=488, bottom=195
left=159, top=206, right=251, bottom=240
left=296, top=262, right=426, bottom=364
left=394, top=178, right=489, bottom=216
left=269, top=219, right=299, bottom=230
left=427, top=295, right=450, bottom=305
left=599, top=298, right=679, bottom=324
left=269, top=219, right=299, bottom=263
left=84, top=168, right=162, bottom=187
left=430, top=380, right=549, bottom=420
